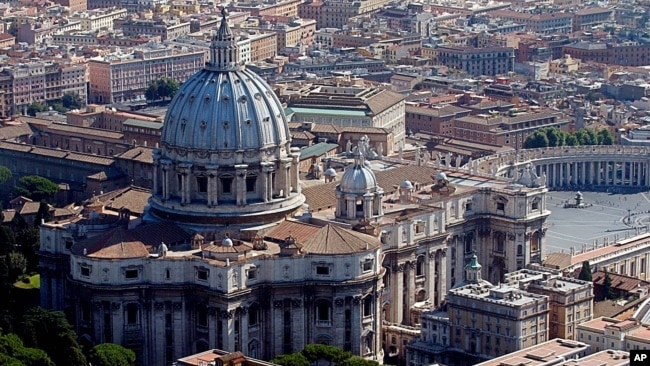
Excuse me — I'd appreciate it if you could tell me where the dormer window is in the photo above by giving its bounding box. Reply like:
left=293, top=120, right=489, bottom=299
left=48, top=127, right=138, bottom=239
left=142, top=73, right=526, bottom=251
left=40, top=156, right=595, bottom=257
left=197, top=268, right=209, bottom=281
left=362, top=258, right=374, bottom=272
left=80, top=264, right=91, bottom=277
left=316, top=265, right=330, bottom=276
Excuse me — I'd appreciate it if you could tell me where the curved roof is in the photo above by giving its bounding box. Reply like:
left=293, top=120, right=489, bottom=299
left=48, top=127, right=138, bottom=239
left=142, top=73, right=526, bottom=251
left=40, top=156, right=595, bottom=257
left=160, top=9, right=290, bottom=152
left=71, top=226, right=150, bottom=259
left=301, top=224, right=381, bottom=255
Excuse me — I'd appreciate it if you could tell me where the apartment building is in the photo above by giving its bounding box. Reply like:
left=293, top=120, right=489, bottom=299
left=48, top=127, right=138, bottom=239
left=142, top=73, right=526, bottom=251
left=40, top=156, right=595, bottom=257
left=504, top=270, right=594, bottom=341
left=52, top=0, right=88, bottom=12
left=577, top=318, right=648, bottom=353
left=230, top=0, right=301, bottom=17
left=69, top=7, right=128, bottom=31
left=573, top=7, right=614, bottom=32
left=88, top=44, right=204, bottom=104
left=0, top=61, right=88, bottom=117
left=434, top=46, right=515, bottom=76
left=490, top=10, right=573, bottom=34
left=121, top=19, right=190, bottom=41
left=318, top=0, right=392, bottom=29
left=453, top=110, right=569, bottom=149
left=563, top=42, right=650, bottom=67
left=405, top=103, right=470, bottom=136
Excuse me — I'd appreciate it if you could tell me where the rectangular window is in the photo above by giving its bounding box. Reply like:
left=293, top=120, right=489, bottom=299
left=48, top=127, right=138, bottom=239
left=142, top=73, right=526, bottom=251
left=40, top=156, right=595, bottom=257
left=316, top=266, right=330, bottom=275
left=362, top=259, right=373, bottom=272
left=197, top=176, right=207, bottom=193
left=197, top=269, right=208, bottom=280
left=221, top=177, right=233, bottom=194
left=497, top=202, right=505, bottom=211
left=248, top=267, right=257, bottom=280
left=246, top=176, right=256, bottom=192
left=125, top=269, right=138, bottom=279
left=81, top=266, right=90, bottom=277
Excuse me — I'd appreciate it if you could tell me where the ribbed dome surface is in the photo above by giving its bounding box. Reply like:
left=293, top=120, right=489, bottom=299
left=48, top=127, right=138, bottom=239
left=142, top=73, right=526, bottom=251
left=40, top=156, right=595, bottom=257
left=161, top=69, right=289, bottom=151
left=340, top=163, right=378, bottom=194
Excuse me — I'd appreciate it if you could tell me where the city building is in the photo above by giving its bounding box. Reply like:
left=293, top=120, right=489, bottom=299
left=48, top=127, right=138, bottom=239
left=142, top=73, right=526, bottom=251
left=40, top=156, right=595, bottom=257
left=490, top=10, right=573, bottom=35
left=562, top=42, right=650, bottom=67
left=285, top=84, right=406, bottom=152
left=69, top=7, right=128, bottom=31
left=0, top=61, right=88, bottom=118
left=452, top=110, right=569, bottom=149
left=88, top=43, right=205, bottom=104
left=503, top=270, right=594, bottom=340
left=433, top=46, right=515, bottom=76
left=473, top=338, right=591, bottom=366
left=120, top=18, right=191, bottom=41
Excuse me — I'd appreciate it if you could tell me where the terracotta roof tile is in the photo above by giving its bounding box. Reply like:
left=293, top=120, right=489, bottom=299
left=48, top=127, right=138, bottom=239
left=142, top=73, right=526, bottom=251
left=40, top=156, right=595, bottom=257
left=130, top=221, right=192, bottom=247
left=593, top=270, right=649, bottom=292
left=72, top=226, right=150, bottom=259
left=265, top=220, right=322, bottom=244
left=103, top=186, right=152, bottom=215
left=301, top=224, right=381, bottom=254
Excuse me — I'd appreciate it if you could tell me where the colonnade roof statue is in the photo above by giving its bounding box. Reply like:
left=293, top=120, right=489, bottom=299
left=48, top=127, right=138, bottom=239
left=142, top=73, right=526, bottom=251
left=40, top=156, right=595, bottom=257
left=149, top=8, right=304, bottom=228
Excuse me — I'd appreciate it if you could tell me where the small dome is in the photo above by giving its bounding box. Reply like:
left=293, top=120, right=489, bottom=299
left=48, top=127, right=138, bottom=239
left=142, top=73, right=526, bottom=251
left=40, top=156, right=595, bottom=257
left=363, top=159, right=372, bottom=168
left=313, top=164, right=322, bottom=171
left=222, top=237, right=233, bottom=246
left=400, top=180, right=413, bottom=189
left=324, top=167, right=337, bottom=177
left=435, top=172, right=448, bottom=181
left=340, top=163, right=378, bottom=194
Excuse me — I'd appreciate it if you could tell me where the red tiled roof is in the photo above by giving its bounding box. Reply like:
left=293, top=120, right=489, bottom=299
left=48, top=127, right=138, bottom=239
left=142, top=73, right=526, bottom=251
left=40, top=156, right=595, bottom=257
left=265, top=220, right=322, bottom=244
left=301, top=224, right=381, bottom=255
left=71, top=226, right=150, bottom=259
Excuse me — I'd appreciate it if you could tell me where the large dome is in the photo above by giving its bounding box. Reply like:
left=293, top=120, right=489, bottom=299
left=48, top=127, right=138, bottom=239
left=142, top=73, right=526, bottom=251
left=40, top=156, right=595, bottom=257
left=161, top=68, right=290, bottom=151
left=148, top=9, right=304, bottom=228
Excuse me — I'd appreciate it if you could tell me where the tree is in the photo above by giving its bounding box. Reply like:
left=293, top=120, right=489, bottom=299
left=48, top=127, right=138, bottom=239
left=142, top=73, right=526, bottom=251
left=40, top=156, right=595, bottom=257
left=524, top=131, right=549, bottom=149
left=272, top=353, right=310, bottom=366
left=15, top=228, right=40, bottom=273
left=61, top=93, right=83, bottom=110
left=5, top=252, right=26, bottom=284
left=14, top=176, right=59, bottom=202
left=26, top=103, right=47, bottom=117
left=578, top=261, right=592, bottom=282
left=34, top=202, right=51, bottom=227
left=565, top=134, right=579, bottom=146
left=159, top=78, right=179, bottom=100
left=0, top=226, right=16, bottom=256
left=598, top=129, right=614, bottom=145
left=545, top=128, right=566, bottom=147
left=88, top=343, right=136, bottom=366
left=0, top=166, right=11, bottom=184
left=145, top=80, right=159, bottom=102
left=301, top=344, right=351, bottom=366
left=603, top=271, right=613, bottom=300
left=0, top=333, right=53, bottom=366
left=20, top=307, right=87, bottom=366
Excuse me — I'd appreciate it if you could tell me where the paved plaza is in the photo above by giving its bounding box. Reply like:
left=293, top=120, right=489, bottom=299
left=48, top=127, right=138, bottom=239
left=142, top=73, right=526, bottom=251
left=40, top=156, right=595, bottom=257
left=545, top=190, right=650, bottom=254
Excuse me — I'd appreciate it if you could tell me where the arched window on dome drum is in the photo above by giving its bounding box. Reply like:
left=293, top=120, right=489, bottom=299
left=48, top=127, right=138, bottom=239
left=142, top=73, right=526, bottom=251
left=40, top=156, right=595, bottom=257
left=416, top=256, right=425, bottom=277
left=220, top=175, right=234, bottom=194
left=246, top=175, right=257, bottom=193
left=315, top=300, right=332, bottom=326
left=356, top=199, right=363, bottom=214
left=249, top=303, right=260, bottom=327
left=197, top=176, right=208, bottom=193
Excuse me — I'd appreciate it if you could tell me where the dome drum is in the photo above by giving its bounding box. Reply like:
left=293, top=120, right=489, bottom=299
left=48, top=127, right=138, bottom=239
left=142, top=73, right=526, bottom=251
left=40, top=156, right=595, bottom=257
left=148, top=11, right=305, bottom=228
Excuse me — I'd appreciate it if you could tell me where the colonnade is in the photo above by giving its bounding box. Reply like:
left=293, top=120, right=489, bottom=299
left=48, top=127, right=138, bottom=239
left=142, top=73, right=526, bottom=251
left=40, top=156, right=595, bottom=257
left=534, top=160, right=649, bottom=188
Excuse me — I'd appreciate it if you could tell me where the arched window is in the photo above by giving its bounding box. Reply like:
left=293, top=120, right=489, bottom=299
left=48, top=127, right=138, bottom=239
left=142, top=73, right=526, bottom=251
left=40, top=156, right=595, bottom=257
left=249, top=303, right=260, bottom=327
left=517, top=245, right=523, bottom=257
left=125, top=303, right=138, bottom=325
left=220, top=175, right=234, bottom=194
left=246, top=175, right=257, bottom=192
left=196, top=305, right=208, bottom=327
left=416, top=256, right=425, bottom=277
left=315, top=300, right=332, bottom=326
left=363, top=296, right=373, bottom=317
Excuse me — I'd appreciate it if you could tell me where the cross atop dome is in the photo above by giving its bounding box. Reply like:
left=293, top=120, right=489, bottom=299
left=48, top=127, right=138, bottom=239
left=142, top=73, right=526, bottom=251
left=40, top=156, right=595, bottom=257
left=207, top=7, right=241, bottom=71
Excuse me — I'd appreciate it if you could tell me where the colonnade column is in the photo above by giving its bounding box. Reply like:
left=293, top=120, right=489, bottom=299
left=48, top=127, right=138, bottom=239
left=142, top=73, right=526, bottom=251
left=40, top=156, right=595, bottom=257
left=559, top=163, right=564, bottom=186
left=638, top=162, right=644, bottom=186
left=261, top=163, right=273, bottom=203
left=235, top=164, right=248, bottom=206
left=346, top=195, right=356, bottom=220
left=290, top=150, right=300, bottom=194
left=206, top=165, right=219, bottom=207
left=622, top=161, right=627, bottom=185
left=581, top=162, right=586, bottom=185
left=152, top=153, right=160, bottom=196
left=178, top=163, right=192, bottom=204
left=160, top=160, right=172, bottom=200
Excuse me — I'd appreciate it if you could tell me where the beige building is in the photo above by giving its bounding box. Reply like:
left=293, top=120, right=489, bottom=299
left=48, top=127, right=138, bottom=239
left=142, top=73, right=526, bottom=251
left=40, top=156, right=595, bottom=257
left=474, top=338, right=591, bottom=366
left=433, top=46, right=515, bottom=76
left=504, top=270, right=594, bottom=341
left=286, top=85, right=406, bottom=152
left=453, top=110, right=569, bottom=150
left=577, top=317, right=649, bottom=353
left=121, top=19, right=190, bottom=41
left=230, top=0, right=301, bottom=17
left=69, top=8, right=128, bottom=31
left=318, top=0, right=392, bottom=29
left=88, top=44, right=204, bottom=104
left=0, top=61, right=88, bottom=117
left=549, top=55, right=581, bottom=74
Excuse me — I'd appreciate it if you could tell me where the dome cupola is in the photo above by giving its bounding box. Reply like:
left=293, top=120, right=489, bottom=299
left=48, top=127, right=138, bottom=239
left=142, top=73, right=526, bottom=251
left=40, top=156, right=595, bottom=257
left=149, top=9, right=304, bottom=228
left=335, top=151, right=384, bottom=223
